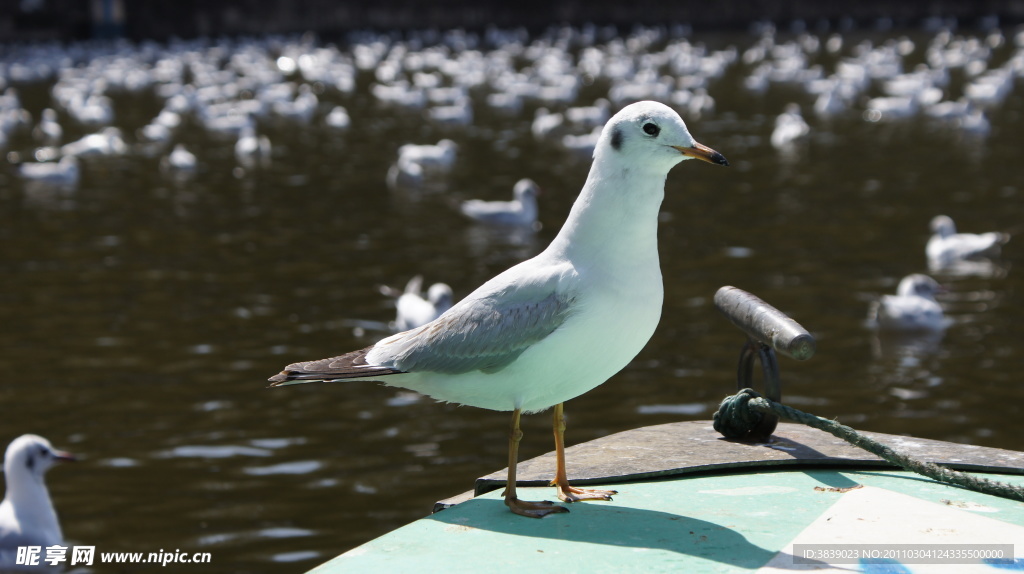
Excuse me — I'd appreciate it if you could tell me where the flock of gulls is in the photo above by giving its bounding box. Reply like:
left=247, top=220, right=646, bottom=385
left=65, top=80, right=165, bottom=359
left=0, top=17, right=1018, bottom=550
left=1, top=21, right=1023, bottom=187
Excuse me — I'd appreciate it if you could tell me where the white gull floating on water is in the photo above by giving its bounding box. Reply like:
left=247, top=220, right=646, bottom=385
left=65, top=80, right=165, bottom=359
left=32, top=108, right=63, bottom=146
left=18, top=155, right=80, bottom=187
left=926, top=214, right=1009, bottom=268
left=380, top=276, right=455, bottom=332
left=460, top=178, right=541, bottom=228
left=396, top=139, right=458, bottom=173
left=869, top=274, right=947, bottom=331
left=59, top=126, right=127, bottom=158
left=269, top=101, right=728, bottom=518
left=0, top=435, right=76, bottom=563
left=162, top=143, right=198, bottom=175
left=235, top=116, right=271, bottom=169
left=770, top=103, right=810, bottom=148
left=324, top=106, right=351, bottom=130
left=386, top=138, right=459, bottom=188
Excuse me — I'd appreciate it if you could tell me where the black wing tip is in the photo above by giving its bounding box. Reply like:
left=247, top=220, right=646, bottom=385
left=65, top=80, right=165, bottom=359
left=266, top=366, right=407, bottom=388
left=266, top=370, right=328, bottom=387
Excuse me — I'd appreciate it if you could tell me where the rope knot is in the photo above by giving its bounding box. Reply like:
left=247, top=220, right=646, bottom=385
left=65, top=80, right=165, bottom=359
left=710, top=388, right=1024, bottom=502
left=713, top=388, right=774, bottom=442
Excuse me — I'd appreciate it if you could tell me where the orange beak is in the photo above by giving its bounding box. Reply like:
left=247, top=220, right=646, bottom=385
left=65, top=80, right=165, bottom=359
left=673, top=142, right=729, bottom=166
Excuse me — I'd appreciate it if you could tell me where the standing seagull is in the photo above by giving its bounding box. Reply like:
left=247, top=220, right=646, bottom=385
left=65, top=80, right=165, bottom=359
left=0, top=435, right=75, bottom=555
left=269, top=101, right=728, bottom=518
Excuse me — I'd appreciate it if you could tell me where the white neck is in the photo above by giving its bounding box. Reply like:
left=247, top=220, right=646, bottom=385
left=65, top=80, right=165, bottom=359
left=3, top=469, right=61, bottom=540
left=548, top=150, right=667, bottom=264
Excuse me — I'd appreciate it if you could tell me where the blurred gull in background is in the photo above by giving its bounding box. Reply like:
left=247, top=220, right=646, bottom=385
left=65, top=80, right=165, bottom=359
left=386, top=139, right=458, bottom=189
left=531, top=107, right=565, bottom=140
left=161, top=143, right=198, bottom=176
left=396, top=139, right=458, bottom=173
left=869, top=274, right=948, bottom=331
left=380, top=276, right=455, bottom=331
left=59, top=126, right=127, bottom=158
left=770, top=103, right=810, bottom=148
left=460, top=178, right=541, bottom=228
left=324, top=106, right=351, bottom=130
left=18, top=155, right=80, bottom=188
left=32, top=108, right=62, bottom=146
left=927, top=215, right=1009, bottom=270
left=235, top=115, right=271, bottom=169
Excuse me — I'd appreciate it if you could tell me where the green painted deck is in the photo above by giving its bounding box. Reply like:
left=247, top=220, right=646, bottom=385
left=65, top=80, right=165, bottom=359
left=311, top=422, right=1024, bottom=573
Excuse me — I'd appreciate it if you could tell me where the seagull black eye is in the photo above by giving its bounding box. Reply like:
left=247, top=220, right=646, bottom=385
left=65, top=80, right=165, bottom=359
left=642, top=123, right=660, bottom=137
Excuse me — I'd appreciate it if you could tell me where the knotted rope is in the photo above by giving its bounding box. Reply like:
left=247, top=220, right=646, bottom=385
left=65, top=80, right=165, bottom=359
left=714, top=388, right=1024, bottom=502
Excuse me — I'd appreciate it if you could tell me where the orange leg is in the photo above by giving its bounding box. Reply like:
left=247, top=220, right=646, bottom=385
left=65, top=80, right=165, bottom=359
left=550, top=402, right=618, bottom=503
left=503, top=408, right=569, bottom=518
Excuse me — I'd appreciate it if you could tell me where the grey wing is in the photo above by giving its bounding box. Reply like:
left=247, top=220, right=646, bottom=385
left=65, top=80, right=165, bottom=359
left=371, top=288, right=576, bottom=375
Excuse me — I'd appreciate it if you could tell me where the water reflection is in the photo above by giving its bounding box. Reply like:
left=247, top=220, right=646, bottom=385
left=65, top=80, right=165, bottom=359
left=462, top=223, right=541, bottom=262
left=869, top=328, right=946, bottom=363
left=929, top=257, right=1009, bottom=279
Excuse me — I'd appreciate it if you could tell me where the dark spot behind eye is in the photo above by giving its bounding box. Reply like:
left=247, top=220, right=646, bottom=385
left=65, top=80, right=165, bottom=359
left=643, top=123, right=660, bottom=136
left=610, top=127, right=623, bottom=150
left=26, top=454, right=34, bottom=471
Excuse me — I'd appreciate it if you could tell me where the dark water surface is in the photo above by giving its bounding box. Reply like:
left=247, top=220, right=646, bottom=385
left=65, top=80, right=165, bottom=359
left=1, top=27, right=1022, bottom=572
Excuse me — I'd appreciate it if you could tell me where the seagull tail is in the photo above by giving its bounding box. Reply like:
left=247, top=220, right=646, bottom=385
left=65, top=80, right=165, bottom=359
left=267, top=345, right=405, bottom=388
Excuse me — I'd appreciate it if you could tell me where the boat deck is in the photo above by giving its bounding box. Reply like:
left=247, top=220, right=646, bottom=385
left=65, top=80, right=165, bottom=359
left=311, top=422, right=1024, bottom=573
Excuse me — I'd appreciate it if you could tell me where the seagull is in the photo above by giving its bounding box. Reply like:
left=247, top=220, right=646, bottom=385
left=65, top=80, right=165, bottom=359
left=324, top=106, right=351, bottom=130
left=18, top=155, right=80, bottom=187
left=33, top=108, right=63, bottom=146
left=770, top=103, right=810, bottom=148
left=927, top=215, right=1009, bottom=268
left=0, top=435, right=75, bottom=555
left=396, top=139, right=458, bottom=173
left=459, top=178, right=541, bottom=227
left=386, top=156, right=424, bottom=189
left=235, top=116, right=271, bottom=169
left=380, top=276, right=455, bottom=331
left=60, top=127, right=127, bottom=158
left=161, top=144, right=198, bottom=175
left=531, top=107, right=565, bottom=140
left=869, top=274, right=947, bottom=331
left=269, top=101, right=728, bottom=518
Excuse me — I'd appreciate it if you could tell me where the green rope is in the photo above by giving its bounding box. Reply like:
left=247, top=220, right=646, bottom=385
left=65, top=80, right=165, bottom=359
left=713, top=388, right=1024, bottom=503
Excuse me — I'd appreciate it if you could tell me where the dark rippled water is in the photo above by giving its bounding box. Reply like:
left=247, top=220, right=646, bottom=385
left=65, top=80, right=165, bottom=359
left=1, top=27, right=1022, bottom=572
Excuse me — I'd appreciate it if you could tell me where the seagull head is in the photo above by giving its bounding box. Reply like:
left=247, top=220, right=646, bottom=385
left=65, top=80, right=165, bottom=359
left=513, top=178, right=541, bottom=201
left=596, top=101, right=728, bottom=171
left=426, top=283, right=454, bottom=309
left=929, top=215, right=956, bottom=237
left=897, top=274, right=945, bottom=300
left=4, top=434, right=76, bottom=483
